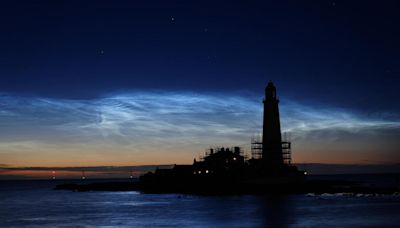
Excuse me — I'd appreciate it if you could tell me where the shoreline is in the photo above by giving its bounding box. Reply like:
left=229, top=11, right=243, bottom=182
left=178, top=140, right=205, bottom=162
left=54, top=177, right=400, bottom=195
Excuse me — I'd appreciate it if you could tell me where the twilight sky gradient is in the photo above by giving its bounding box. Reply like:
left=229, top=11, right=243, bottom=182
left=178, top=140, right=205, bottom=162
left=0, top=1, right=399, bottom=172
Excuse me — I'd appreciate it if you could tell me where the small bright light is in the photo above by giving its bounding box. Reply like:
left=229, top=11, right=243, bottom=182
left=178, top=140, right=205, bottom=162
left=304, top=171, right=308, bottom=175
left=233, top=157, right=237, bottom=161
left=198, top=171, right=201, bottom=174
left=205, top=170, right=209, bottom=173
left=130, top=176, right=133, bottom=179
left=82, top=176, right=86, bottom=180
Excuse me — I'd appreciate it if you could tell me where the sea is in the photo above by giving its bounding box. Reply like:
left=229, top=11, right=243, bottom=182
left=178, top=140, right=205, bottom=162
left=0, top=176, right=400, bottom=227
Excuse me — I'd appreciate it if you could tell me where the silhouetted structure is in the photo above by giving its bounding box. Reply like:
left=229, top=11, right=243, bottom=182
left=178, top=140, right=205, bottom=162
left=249, top=82, right=295, bottom=175
left=262, top=81, right=284, bottom=166
left=193, top=147, right=246, bottom=177
left=138, top=81, right=305, bottom=193
left=55, top=82, right=400, bottom=194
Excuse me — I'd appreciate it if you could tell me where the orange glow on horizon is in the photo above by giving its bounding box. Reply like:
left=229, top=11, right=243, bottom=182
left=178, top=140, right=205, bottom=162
left=0, top=170, right=148, bottom=180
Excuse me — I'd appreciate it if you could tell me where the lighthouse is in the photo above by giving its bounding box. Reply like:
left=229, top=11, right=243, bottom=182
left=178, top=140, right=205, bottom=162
left=262, top=81, right=284, bottom=167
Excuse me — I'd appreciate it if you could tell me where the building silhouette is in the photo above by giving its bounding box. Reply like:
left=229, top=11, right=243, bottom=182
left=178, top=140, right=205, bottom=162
left=56, top=82, right=399, bottom=194
left=139, top=81, right=304, bottom=193
left=262, top=81, right=284, bottom=167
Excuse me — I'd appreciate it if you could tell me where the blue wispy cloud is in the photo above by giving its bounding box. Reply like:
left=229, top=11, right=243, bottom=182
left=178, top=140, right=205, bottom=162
left=0, top=92, right=399, bottom=166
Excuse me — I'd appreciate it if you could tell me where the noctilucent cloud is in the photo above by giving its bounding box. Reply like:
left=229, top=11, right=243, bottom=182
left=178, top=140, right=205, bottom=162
left=0, top=1, right=399, bottom=170
left=1, top=92, right=399, bottom=167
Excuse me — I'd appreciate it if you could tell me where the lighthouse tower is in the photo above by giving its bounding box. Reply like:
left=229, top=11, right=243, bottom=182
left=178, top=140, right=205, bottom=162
left=262, top=81, right=284, bottom=167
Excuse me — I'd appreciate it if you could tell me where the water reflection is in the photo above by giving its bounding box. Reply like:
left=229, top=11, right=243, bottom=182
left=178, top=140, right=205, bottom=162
left=1, top=181, right=399, bottom=227
left=258, top=195, right=295, bottom=227
left=177, top=195, right=296, bottom=227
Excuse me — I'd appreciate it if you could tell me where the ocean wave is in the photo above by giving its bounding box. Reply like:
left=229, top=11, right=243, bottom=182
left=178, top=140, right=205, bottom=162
left=306, top=192, right=400, bottom=198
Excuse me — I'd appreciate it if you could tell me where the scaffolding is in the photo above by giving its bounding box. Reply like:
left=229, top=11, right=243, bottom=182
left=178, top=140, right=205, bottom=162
left=251, top=136, right=292, bottom=165
left=281, top=132, right=292, bottom=165
left=281, top=141, right=291, bottom=165
left=251, top=138, right=263, bottom=159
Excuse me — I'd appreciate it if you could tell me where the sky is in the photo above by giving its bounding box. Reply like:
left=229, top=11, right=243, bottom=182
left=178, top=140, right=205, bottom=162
left=0, top=1, right=399, bottom=178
